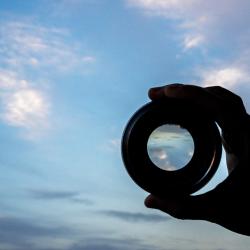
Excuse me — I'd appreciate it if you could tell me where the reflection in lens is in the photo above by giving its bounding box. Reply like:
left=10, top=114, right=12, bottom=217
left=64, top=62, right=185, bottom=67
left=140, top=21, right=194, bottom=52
left=147, top=124, right=194, bottom=171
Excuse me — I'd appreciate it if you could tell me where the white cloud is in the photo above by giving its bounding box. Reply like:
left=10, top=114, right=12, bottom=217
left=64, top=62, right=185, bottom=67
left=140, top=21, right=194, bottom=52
left=128, top=0, right=250, bottom=91
left=128, top=0, right=198, bottom=17
left=2, top=89, right=49, bottom=129
left=106, top=138, right=121, bottom=152
left=198, top=66, right=250, bottom=89
left=0, top=70, right=20, bottom=89
left=127, top=0, right=209, bottom=49
left=0, top=21, right=95, bottom=73
left=82, top=56, right=96, bottom=63
left=50, top=0, right=100, bottom=17
left=0, top=19, right=96, bottom=139
left=183, top=34, right=204, bottom=50
left=148, top=148, right=176, bottom=171
left=0, top=70, right=49, bottom=139
left=128, top=0, right=250, bottom=50
left=0, top=70, right=29, bottom=90
left=101, top=138, right=121, bottom=153
left=156, top=150, right=167, bottom=160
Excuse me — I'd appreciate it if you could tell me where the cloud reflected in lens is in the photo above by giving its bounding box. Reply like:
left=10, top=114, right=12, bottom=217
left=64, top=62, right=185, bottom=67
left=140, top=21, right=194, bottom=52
left=147, top=124, right=194, bottom=171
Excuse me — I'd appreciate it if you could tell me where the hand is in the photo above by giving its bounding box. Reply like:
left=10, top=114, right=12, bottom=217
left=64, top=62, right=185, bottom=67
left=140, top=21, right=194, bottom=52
left=144, top=84, right=250, bottom=236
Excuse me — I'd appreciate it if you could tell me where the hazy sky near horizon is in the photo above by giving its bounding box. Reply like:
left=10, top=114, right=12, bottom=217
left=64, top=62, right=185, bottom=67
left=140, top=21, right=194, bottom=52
left=1, top=1, right=250, bottom=249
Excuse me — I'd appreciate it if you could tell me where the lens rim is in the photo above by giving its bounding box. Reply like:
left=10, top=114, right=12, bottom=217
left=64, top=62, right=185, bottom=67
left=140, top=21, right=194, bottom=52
left=122, top=99, right=222, bottom=197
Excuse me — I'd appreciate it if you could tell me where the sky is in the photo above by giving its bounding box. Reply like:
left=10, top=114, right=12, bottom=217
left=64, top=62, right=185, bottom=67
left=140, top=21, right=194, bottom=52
left=147, top=125, right=194, bottom=171
left=0, top=0, right=250, bottom=249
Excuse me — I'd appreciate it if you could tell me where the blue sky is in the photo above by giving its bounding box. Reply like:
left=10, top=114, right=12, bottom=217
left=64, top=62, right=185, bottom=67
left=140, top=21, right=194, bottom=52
left=1, top=0, right=250, bottom=249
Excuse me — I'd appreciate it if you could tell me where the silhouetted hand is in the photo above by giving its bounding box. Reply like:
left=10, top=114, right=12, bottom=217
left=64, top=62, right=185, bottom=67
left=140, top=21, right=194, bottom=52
left=144, top=84, right=250, bottom=236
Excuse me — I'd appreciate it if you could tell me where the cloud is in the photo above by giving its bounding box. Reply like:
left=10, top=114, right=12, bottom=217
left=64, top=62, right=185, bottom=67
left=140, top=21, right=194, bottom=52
left=0, top=216, right=71, bottom=249
left=198, top=66, right=250, bottom=89
left=127, top=0, right=208, bottom=49
left=0, top=19, right=96, bottom=139
left=50, top=0, right=101, bottom=17
left=183, top=34, right=204, bottom=50
left=68, top=237, right=163, bottom=250
left=30, top=189, right=79, bottom=199
left=128, top=0, right=199, bottom=18
left=2, top=88, right=49, bottom=129
left=0, top=21, right=95, bottom=73
left=82, top=56, right=96, bottom=63
left=0, top=69, right=26, bottom=89
left=109, top=138, right=121, bottom=148
left=128, top=0, right=250, bottom=90
left=29, top=189, right=94, bottom=205
left=127, top=0, right=250, bottom=48
left=147, top=147, right=177, bottom=171
left=103, top=138, right=121, bottom=152
left=0, top=216, right=163, bottom=250
left=0, top=70, right=49, bottom=139
left=101, top=210, right=170, bottom=222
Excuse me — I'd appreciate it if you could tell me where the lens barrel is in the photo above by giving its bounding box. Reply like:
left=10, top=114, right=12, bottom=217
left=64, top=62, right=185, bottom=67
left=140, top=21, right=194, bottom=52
left=122, top=98, right=222, bottom=197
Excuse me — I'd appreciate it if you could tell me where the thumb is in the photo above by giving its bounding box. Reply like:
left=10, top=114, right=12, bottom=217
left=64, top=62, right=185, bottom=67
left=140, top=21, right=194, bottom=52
left=144, top=193, right=216, bottom=221
left=144, top=194, right=161, bottom=209
left=144, top=194, right=189, bottom=219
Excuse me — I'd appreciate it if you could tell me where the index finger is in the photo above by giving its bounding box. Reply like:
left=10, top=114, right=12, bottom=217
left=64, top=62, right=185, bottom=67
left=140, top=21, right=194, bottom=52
left=148, top=84, right=247, bottom=132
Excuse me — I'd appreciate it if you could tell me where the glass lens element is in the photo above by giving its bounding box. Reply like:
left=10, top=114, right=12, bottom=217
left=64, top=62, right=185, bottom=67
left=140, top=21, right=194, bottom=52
left=147, top=124, right=194, bottom=171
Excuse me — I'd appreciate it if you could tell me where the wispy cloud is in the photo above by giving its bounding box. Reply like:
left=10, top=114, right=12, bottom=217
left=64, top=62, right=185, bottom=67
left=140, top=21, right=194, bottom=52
left=127, top=0, right=250, bottom=49
left=0, top=69, right=26, bottom=89
left=0, top=69, right=49, bottom=139
left=2, top=88, right=49, bottom=129
left=30, top=189, right=79, bottom=199
left=127, top=0, right=208, bottom=49
left=49, top=0, right=101, bottom=17
left=68, top=237, right=164, bottom=250
left=0, top=216, right=161, bottom=250
left=199, top=66, right=250, bottom=89
left=0, top=216, right=164, bottom=250
left=101, top=210, right=170, bottom=222
left=0, top=19, right=95, bottom=139
left=183, top=34, right=204, bottom=50
left=0, top=216, right=72, bottom=249
left=29, top=189, right=94, bottom=205
left=128, top=0, right=198, bottom=18
left=128, top=0, right=250, bottom=90
left=107, top=138, right=121, bottom=151
left=0, top=21, right=95, bottom=73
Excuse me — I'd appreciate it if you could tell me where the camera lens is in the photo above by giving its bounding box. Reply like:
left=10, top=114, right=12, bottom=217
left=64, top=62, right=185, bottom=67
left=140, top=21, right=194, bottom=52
left=122, top=98, right=222, bottom=197
left=147, top=124, right=194, bottom=171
